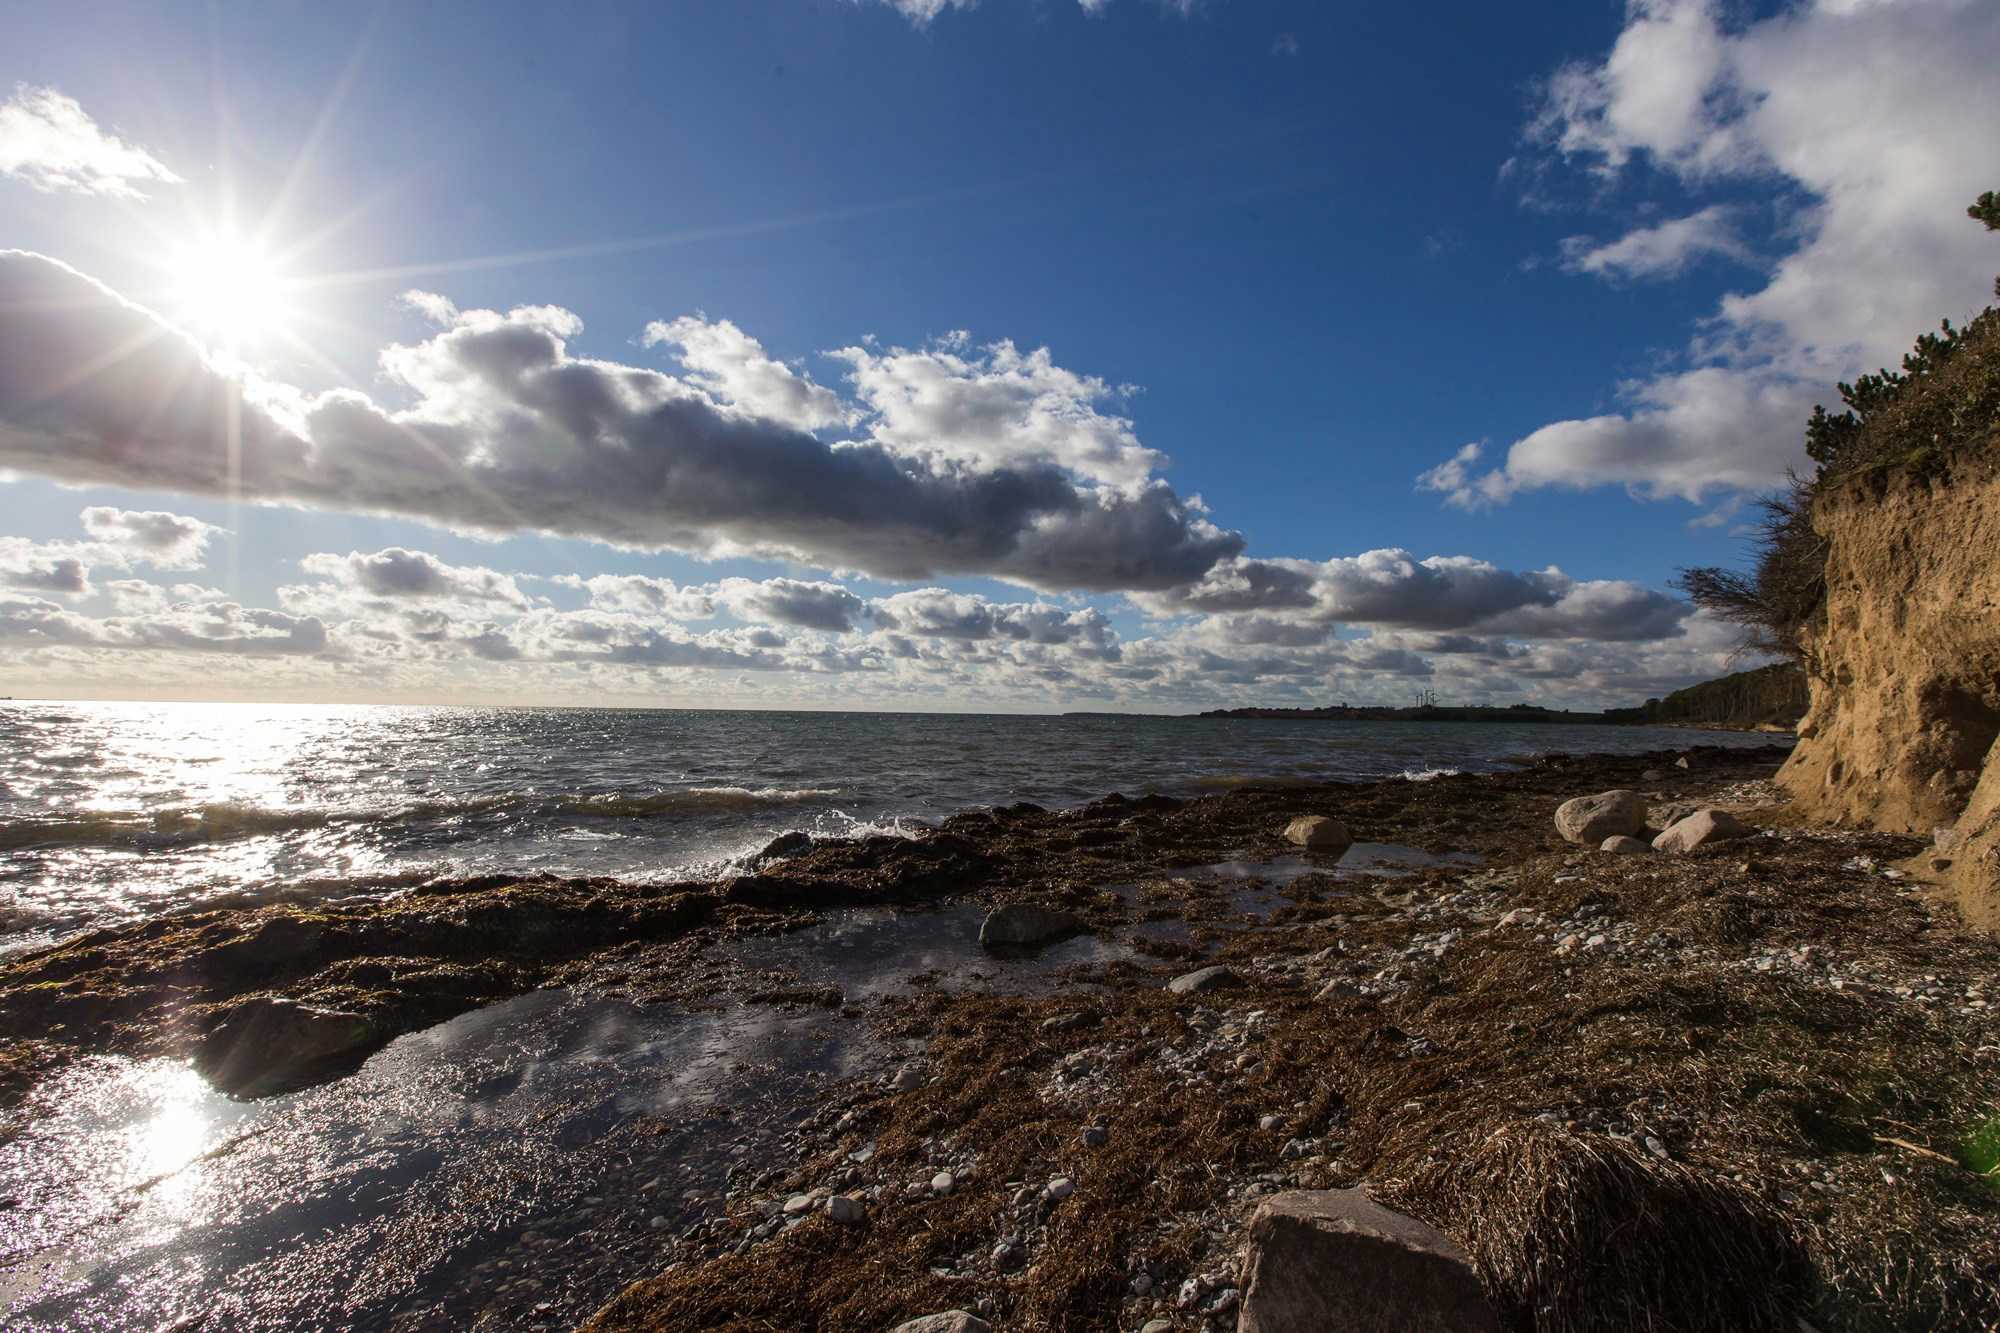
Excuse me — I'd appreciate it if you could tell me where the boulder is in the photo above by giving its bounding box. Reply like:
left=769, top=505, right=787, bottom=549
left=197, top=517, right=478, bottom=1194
left=891, top=1315, right=991, bottom=1333
left=193, top=996, right=382, bottom=1099
left=978, top=903, right=1085, bottom=948
left=1599, top=835, right=1651, bottom=855
left=1553, top=790, right=1648, bottom=844
left=1652, top=809, right=1754, bottom=853
left=751, top=830, right=813, bottom=863
left=1284, top=815, right=1352, bottom=851
left=1169, top=965, right=1243, bottom=995
left=1651, top=800, right=1702, bottom=829
left=1237, top=1188, right=1500, bottom=1333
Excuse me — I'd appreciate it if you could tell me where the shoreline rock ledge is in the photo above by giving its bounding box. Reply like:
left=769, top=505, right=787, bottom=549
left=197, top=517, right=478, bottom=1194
left=1284, top=815, right=1352, bottom=850
left=978, top=903, right=1085, bottom=948
left=1237, top=1188, right=1500, bottom=1333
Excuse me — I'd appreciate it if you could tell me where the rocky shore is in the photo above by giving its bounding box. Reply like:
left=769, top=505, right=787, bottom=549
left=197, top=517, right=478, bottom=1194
left=3, top=743, right=1997, bottom=1330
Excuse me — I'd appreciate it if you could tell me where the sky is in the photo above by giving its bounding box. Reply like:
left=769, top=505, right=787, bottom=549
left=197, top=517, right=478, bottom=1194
left=0, top=0, right=1994, bottom=712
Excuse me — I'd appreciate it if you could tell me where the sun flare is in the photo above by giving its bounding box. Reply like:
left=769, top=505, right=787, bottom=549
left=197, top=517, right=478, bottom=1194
left=171, top=231, right=294, bottom=354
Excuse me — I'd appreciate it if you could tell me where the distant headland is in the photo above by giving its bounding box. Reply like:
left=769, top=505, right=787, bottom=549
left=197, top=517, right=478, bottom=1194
left=1190, top=662, right=1807, bottom=732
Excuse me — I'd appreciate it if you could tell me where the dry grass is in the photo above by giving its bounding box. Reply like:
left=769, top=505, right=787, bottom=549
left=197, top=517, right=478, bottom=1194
left=1382, top=1123, right=1804, bottom=1333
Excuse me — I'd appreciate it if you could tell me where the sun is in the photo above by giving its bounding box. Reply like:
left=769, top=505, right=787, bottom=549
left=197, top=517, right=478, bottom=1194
left=170, top=230, right=296, bottom=355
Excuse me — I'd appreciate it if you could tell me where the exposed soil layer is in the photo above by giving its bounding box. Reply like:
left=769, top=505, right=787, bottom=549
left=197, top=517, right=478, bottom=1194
left=1781, top=449, right=2000, bottom=930
left=4, top=743, right=1997, bottom=1333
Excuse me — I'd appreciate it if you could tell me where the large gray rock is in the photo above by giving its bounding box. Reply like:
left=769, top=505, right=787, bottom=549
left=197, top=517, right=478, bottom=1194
left=1284, top=815, right=1352, bottom=851
left=1169, top=964, right=1243, bottom=995
left=751, top=829, right=813, bottom=864
left=1553, top=789, right=1648, bottom=845
left=891, top=1313, right=991, bottom=1333
left=1652, top=808, right=1754, bottom=853
left=978, top=903, right=1084, bottom=948
left=1238, top=1188, right=1501, bottom=1333
left=193, top=996, right=381, bottom=1099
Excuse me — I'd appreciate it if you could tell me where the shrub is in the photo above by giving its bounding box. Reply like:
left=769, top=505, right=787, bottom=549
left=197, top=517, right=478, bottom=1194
left=1677, top=192, right=2000, bottom=658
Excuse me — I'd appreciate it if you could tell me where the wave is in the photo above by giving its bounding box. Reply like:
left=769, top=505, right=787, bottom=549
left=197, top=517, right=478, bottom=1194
left=1400, top=767, right=1463, bottom=782
left=1190, top=774, right=1325, bottom=790
left=0, top=784, right=851, bottom=852
left=558, top=787, right=842, bottom=818
left=0, top=802, right=340, bottom=851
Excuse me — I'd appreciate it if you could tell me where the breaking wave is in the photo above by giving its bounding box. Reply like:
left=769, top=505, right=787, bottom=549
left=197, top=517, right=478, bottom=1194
left=558, top=787, right=843, bottom=818
left=0, top=786, right=850, bottom=852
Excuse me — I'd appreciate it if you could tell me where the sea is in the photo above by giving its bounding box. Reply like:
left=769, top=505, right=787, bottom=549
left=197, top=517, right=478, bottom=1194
left=0, top=699, right=1785, bottom=959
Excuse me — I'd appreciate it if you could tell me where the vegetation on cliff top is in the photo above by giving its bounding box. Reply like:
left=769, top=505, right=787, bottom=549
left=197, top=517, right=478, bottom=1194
left=1615, top=662, right=1807, bottom=730
left=1678, top=193, right=2000, bottom=659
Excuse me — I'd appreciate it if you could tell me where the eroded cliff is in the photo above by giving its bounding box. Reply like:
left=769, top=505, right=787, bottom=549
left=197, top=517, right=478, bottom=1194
left=1779, top=449, right=2000, bottom=929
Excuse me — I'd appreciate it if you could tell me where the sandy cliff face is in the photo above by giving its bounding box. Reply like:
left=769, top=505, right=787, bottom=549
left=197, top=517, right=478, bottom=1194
left=1779, top=451, right=2000, bottom=929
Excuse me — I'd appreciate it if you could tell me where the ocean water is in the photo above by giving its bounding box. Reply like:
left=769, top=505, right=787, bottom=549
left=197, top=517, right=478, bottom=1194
left=0, top=699, right=1783, bottom=955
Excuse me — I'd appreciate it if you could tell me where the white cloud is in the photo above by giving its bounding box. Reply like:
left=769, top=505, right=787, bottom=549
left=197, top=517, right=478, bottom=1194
left=0, top=538, right=90, bottom=595
left=715, top=577, right=869, bottom=633
left=400, top=290, right=460, bottom=325
left=0, top=507, right=218, bottom=598
left=1558, top=204, right=1752, bottom=281
left=875, top=0, right=1201, bottom=23
left=643, top=316, right=853, bottom=433
left=0, top=86, right=180, bottom=198
left=875, top=0, right=978, bottom=24
left=553, top=573, right=718, bottom=620
left=296, top=548, right=533, bottom=608
left=0, top=595, right=327, bottom=657
left=832, top=335, right=1163, bottom=487
left=1433, top=0, right=2000, bottom=505
left=78, top=506, right=220, bottom=570
left=1134, top=548, right=1689, bottom=641
left=0, top=538, right=1744, bottom=709
left=0, top=253, right=1243, bottom=593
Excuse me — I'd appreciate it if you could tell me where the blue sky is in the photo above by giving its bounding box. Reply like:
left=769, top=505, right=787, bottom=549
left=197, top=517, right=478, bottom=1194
left=1, top=0, right=1995, bottom=709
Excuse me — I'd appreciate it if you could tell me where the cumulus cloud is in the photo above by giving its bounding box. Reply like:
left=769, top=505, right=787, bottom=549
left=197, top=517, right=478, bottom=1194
left=1135, top=548, right=1688, bottom=642
left=875, top=0, right=977, bottom=24
left=643, top=316, right=852, bottom=432
left=869, top=587, right=1117, bottom=655
left=0, top=506, right=219, bottom=597
left=78, top=506, right=220, bottom=569
left=832, top=335, right=1163, bottom=487
left=497, top=609, right=791, bottom=671
left=0, top=86, right=180, bottom=198
left=297, top=548, right=533, bottom=608
left=552, top=573, right=718, bottom=619
left=0, top=253, right=1241, bottom=593
left=0, top=538, right=89, bottom=594
left=0, top=596, right=327, bottom=656
left=1558, top=204, right=1752, bottom=281
left=875, top=0, right=1197, bottom=23
left=715, top=577, right=869, bottom=633
left=100, top=579, right=229, bottom=615
left=1432, top=0, right=2000, bottom=505
left=0, top=519, right=1735, bottom=708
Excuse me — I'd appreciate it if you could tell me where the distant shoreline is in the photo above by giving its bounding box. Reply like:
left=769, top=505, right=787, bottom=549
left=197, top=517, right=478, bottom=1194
left=1186, top=704, right=1796, bottom=732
